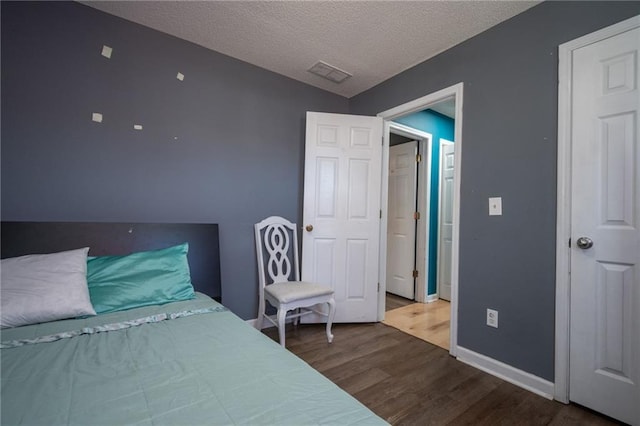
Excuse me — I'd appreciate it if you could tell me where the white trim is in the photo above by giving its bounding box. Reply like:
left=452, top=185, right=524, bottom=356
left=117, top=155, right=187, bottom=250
left=378, top=82, right=463, bottom=358
left=378, top=122, right=391, bottom=321
left=457, top=346, right=555, bottom=400
left=388, top=122, right=432, bottom=141
left=247, top=317, right=290, bottom=329
left=425, top=293, right=439, bottom=303
left=380, top=85, right=462, bottom=119
left=389, top=122, right=433, bottom=303
left=420, top=137, right=433, bottom=303
left=555, top=14, right=640, bottom=404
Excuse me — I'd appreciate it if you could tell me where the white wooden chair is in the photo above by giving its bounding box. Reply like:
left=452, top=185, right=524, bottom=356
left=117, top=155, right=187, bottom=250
left=254, top=216, right=336, bottom=347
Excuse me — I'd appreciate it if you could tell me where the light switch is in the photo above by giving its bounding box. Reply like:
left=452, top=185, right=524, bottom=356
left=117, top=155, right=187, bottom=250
left=489, top=197, right=502, bottom=216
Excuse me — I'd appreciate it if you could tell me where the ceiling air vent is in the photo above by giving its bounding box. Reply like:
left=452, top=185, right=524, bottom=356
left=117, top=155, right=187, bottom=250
left=308, top=61, right=352, bottom=84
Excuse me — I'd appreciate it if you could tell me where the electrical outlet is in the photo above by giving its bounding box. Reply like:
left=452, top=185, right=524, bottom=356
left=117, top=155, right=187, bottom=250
left=487, top=309, right=499, bottom=328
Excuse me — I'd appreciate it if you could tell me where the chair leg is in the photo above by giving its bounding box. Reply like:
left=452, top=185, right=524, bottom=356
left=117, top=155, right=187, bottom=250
left=277, top=308, right=287, bottom=347
left=293, top=308, right=300, bottom=326
left=255, top=313, right=264, bottom=331
left=255, top=297, right=265, bottom=331
left=326, top=298, right=336, bottom=343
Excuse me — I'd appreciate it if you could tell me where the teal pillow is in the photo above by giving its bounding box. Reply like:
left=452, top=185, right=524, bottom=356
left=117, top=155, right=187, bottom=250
left=87, top=243, right=195, bottom=314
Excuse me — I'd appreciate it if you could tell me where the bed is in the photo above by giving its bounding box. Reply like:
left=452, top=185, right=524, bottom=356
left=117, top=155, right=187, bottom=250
left=0, top=222, right=387, bottom=426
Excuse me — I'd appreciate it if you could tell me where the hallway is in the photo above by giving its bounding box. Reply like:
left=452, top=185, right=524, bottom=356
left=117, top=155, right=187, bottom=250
left=383, top=293, right=450, bottom=350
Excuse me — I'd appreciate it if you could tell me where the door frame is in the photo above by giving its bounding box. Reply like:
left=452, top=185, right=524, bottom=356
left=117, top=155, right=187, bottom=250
left=554, top=14, right=640, bottom=403
left=378, top=82, right=463, bottom=357
left=388, top=122, right=433, bottom=303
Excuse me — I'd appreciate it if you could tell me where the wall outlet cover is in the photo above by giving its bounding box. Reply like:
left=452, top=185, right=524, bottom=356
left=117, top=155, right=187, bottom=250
left=489, top=197, right=502, bottom=216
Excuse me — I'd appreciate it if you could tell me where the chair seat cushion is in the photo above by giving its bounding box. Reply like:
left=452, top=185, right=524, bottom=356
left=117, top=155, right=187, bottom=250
left=265, top=281, right=334, bottom=304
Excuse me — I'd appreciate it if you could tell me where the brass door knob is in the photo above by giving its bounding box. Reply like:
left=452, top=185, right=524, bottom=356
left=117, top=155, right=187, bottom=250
left=305, top=224, right=314, bottom=232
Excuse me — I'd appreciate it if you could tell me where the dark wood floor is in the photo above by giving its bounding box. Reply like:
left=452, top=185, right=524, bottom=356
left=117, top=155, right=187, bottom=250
left=385, top=292, right=414, bottom=311
left=263, top=322, right=621, bottom=425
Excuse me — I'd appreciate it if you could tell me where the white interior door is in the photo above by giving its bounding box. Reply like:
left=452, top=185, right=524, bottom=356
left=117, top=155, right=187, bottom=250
left=302, top=112, right=383, bottom=323
left=386, top=141, right=418, bottom=300
left=437, top=140, right=454, bottom=301
left=569, top=23, right=639, bottom=425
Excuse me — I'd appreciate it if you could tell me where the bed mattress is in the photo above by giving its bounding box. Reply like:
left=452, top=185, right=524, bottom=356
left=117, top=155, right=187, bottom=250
left=1, top=293, right=387, bottom=425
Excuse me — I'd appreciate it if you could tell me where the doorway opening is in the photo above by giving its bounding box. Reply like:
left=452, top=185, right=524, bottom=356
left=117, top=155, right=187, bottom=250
left=383, top=104, right=455, bottom=350
left=377, top=83, right=463, bottom=357
left=385, top=125, right=430, bottom=302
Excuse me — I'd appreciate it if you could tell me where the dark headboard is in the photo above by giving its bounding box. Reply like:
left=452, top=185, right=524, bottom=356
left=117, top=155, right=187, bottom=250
left=0, top=222, right=222, bottom=300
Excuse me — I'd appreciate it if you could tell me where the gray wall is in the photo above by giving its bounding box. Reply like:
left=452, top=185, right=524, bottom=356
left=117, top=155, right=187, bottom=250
left=350, top=1, right=640, bottom=381
left=4, top=0, right=640, bottom=382
left=0, top=1, right=348, bottom=319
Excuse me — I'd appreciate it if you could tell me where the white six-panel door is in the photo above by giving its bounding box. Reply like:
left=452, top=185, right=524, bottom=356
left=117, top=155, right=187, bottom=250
left=569, top=23, right=639, bottom=425
left=437, top=140, right=455, bottom=302
left=302, top=112, right=383, bottom=323
left=386, top=141, right=418, bottom=300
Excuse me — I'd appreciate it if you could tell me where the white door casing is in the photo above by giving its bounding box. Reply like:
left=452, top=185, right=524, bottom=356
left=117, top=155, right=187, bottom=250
left=437, top=140, right=455, bottom=301
left=378, top=83, right=463, bottom=356
left=386, top=141, right=418, bottom=299
left=302, top=112, right=383, bottom=323
left=387, top=122, right=433, bottom=304
left=556, top=15, right=639, bottom=425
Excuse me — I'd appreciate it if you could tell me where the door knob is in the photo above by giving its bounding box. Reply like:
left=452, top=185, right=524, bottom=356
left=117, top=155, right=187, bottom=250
left=305, top=224, right=314, bottom=232
left=576, top=237, right=594, bottom=249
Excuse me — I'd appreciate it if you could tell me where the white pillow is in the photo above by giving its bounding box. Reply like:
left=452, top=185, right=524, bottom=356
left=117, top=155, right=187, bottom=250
left=1, top=247, right=96, bottom=328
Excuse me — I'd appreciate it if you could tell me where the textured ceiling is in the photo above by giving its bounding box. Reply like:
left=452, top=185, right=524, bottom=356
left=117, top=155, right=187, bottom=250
left=81, top=1, right=540, bottom=98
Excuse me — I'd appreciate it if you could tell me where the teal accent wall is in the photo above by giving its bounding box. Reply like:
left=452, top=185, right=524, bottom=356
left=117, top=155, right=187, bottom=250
left=395, top=110, right=454, bottom=297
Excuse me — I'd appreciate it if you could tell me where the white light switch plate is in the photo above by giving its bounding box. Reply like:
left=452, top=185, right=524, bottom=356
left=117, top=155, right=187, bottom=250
left=489, top=197, right=502, bottom=216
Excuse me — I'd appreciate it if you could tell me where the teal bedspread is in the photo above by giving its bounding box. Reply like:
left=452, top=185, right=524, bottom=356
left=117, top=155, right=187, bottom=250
left=1, top=293, right=387, bottom=425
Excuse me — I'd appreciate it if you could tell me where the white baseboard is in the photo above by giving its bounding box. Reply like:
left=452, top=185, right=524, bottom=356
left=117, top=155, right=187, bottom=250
left=246, top=317, right=290, bottom=330
left=246, top=318, right=276, bottom=329
left=426, top=294, right=439, bottom=303
left=456, top=346, right=554, bottom=400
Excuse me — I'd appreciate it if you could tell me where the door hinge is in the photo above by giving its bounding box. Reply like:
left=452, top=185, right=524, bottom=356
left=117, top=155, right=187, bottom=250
left=380, top=209, right=382, bottom=219
left=416, top=154, right=422, bottom=163
left=414, top=211, right=420, bottom=220
left=377, top=282, right=380, bottom=292
left=568, top=238, right=571, bottom=248
left=412, top=270, right=419, bottom=278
